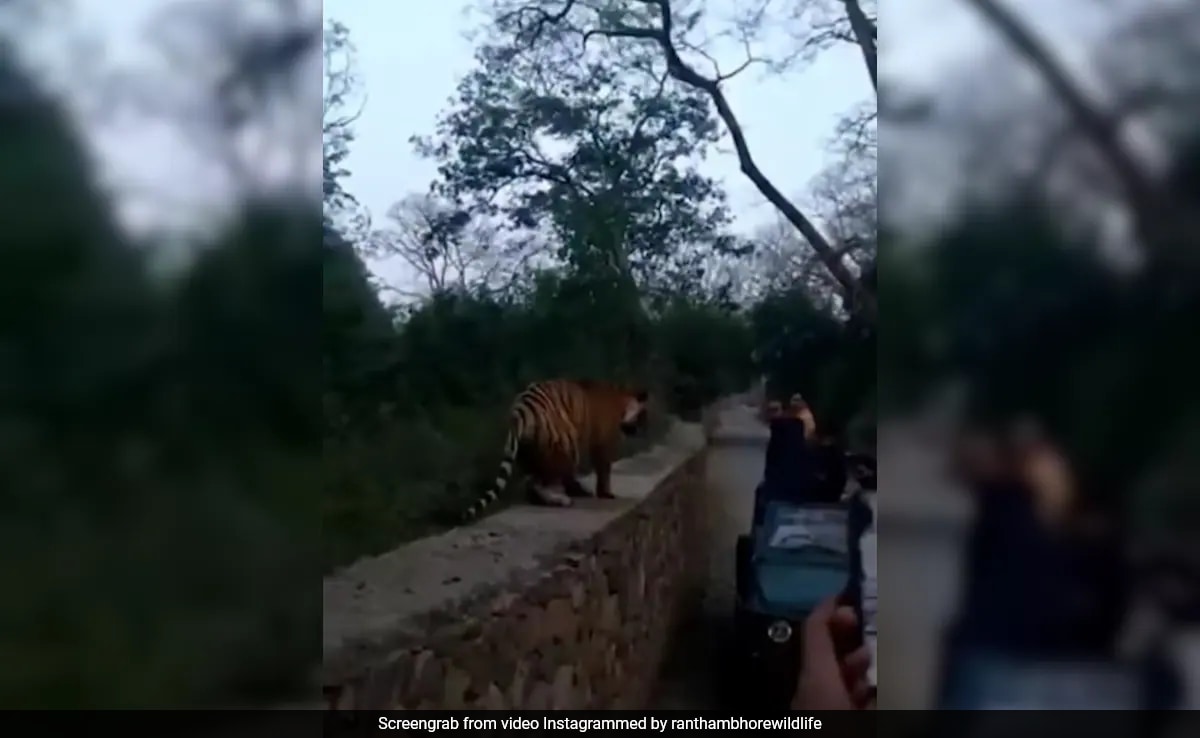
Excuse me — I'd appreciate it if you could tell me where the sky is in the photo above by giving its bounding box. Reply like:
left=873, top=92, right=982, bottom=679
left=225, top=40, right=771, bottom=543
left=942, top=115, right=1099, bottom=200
left=323, top=0, right=874, bottom=292
left=884, top=0, right=1122, bottom=84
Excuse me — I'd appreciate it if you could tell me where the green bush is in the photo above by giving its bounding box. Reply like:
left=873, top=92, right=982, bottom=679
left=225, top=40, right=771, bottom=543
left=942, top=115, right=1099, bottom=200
left=321, top=277, right=754, bottom=572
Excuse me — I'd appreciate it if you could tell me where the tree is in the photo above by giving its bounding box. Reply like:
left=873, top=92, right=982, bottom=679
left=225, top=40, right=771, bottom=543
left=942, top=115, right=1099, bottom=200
left=413, top=35, right=742, bottom=302
left=135, top=0, right=319, bottom=198
left=813, top=105, right=877, bottom=257
left=752, top=217, right=834, bottom=309
left=485, top=0, right=877, bottom=319
left=323, top=225, right=400, bottom=428
left=365, top=193, right=536, bottom=300
left=320, top=16, right=399, bottom=431
left=323, top=15, right=369, bottom=236
left=748, top=99, right=875, bottom=316
left=839, top=0, right=878, bottom=91
left=962, top=0, right=1197, bottom=267
left=735, top=0, right=876, bottom=90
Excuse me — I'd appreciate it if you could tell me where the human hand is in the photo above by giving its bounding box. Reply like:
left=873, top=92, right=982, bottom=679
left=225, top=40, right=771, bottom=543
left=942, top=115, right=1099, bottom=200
left=791, top=594, right=875, bottom=710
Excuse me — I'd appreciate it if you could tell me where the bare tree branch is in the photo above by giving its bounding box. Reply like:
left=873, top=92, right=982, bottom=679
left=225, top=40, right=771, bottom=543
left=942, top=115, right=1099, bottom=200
left=840, top=0, right=877, bottom=92
left=505, top=0, right=875, bottom=319
left=728, top=0, right=875, bottom=84
left=368, top=193, right=541, bottom=299
left=962, top=0, right=1190, bottom=261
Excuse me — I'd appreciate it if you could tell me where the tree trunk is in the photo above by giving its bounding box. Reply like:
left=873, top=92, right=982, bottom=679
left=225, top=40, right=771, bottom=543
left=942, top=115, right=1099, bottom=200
left=964, top=0, right=1190, bottom=264
left=841, top=0, right=877, bottom=93
left=646, top=9, right=876, bottom=321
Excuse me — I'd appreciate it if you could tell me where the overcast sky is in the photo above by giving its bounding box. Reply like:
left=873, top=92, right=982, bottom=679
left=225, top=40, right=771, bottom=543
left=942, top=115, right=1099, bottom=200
left=884, top=0, right=1122, bottom=84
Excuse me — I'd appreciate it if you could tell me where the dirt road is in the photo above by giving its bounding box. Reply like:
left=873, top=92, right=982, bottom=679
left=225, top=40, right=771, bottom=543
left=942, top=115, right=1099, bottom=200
left=650, top=402, right=767, bottom=709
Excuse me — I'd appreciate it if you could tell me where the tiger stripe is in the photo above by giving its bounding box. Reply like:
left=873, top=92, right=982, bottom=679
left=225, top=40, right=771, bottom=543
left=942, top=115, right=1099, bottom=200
left=461, top=379, right=648, bottom=522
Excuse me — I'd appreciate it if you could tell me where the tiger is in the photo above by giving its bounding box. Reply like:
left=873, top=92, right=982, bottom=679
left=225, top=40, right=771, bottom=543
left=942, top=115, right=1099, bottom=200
left=462, top=379, right=650, bottom=522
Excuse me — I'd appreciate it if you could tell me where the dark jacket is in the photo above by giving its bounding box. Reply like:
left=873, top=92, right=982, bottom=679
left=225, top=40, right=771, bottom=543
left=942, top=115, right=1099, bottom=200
left=952, top=481, right=1126, bottom=656
left=761, top=417, right=820, bottom=505
left=811, top=440, right=849, bottom=503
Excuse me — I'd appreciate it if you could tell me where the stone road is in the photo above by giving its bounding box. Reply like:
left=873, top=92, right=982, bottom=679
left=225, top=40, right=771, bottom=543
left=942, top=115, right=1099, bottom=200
left=648, top=401, right=768, bottom=708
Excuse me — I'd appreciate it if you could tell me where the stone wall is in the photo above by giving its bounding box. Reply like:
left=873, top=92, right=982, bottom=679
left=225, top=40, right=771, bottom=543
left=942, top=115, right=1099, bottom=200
left=322, top=420, right=708, bottom=710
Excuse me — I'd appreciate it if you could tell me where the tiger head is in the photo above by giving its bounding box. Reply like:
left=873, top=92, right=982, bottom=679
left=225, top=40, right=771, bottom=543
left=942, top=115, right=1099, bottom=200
left=619, top=388, right=650, bottom=436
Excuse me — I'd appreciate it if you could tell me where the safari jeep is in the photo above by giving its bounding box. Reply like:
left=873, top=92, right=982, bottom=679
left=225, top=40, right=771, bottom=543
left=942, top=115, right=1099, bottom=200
left=730, top=498, right=851, bottom=709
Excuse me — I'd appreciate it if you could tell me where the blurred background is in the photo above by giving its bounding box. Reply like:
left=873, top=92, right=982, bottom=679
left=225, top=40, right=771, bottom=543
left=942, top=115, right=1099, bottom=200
left=0, top=0, right=320, bottom=708
left=879, top=0, right=1200, bottom=715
